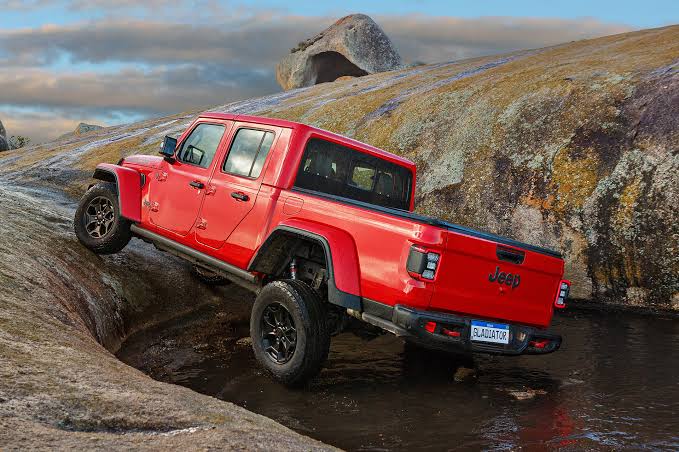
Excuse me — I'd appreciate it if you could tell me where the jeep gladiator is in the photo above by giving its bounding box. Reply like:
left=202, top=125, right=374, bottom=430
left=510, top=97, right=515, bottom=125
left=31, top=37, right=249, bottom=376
left=74, top=113, right=570, bottom=385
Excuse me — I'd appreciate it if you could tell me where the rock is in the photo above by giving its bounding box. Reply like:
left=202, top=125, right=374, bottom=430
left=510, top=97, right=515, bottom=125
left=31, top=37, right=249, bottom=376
left=1, top=26, right=677, bottom=311
left=236, top=337, right=253, bottom=347
left=0, top=184, right=335, bottom=450
left=74, top=122, right=104, bottom=135
left=453, top=366, right=477, bottom=382
left=58, top=122, right=104, bottom=140
left=276, top=14, right=402, bottom=90
left=504, top=388, right=548, bottom=401
left=0, top=118, right=8, bottom=151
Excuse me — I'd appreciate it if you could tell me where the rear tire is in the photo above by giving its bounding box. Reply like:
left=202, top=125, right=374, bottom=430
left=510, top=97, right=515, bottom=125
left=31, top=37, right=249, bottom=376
left=74, top=182, right=132, bottom=255
left=250, top=279, right=331, bottom=386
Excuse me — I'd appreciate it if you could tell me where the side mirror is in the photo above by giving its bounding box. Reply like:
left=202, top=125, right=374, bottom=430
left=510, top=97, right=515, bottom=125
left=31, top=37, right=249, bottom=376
left=159, top=135, right=177, bottom=162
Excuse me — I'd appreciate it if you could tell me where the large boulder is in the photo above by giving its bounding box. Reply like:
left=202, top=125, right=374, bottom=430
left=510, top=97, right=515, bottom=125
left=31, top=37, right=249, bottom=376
left=276, top=14, right=403, bottom=90
left=0, top=118, right=8, bottom=151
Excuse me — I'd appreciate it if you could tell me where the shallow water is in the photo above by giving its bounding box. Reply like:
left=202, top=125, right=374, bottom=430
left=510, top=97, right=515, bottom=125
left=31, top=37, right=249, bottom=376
left=118, top=308, right=679, bottom=451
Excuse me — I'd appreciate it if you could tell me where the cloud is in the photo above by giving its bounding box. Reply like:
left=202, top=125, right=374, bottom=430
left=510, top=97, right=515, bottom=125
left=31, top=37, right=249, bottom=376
left=0, top=64, right=279, bottom=120
left=0, top=13, right=634, bottom=142
left=0, top=15, right=631, bottom=68
left=380, top=15, right=633, bottom=62
left=0, top=109, right=95, bottom=143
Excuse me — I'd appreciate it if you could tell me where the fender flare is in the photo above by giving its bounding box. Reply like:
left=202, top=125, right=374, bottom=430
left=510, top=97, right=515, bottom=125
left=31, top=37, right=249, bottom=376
left=248, top=219, right=362, bottom=310
left=92, top=163, right=142, bottom=222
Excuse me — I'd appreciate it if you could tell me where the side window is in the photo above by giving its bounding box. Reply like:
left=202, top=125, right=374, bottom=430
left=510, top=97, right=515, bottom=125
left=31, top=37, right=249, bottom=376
left=223, top=128, right=275, bottom=178
left=177, top=123, right=225, bottom=168
left=294, top=138, right=413, bottom=210
left=350, top=161, right=375, bottom=190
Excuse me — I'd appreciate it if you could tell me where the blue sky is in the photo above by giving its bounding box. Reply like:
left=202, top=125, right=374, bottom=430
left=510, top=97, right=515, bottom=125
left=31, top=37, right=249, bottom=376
left=0, top=0, right=676, bottom=143
left=4, top=0, right=677, bottom=29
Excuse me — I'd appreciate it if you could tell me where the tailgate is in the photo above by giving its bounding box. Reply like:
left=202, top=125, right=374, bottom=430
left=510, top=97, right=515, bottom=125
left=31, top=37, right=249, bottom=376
left=429, top=229, right=564, bottom=328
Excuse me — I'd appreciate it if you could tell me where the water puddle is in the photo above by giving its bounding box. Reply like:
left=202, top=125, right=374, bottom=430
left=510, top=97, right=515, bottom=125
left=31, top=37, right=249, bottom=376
left=118, top=303, right=679, bottom=450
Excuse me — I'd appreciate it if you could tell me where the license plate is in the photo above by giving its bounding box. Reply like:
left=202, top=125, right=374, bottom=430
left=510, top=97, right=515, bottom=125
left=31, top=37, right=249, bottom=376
left=470, top=320, right=510, bottom=344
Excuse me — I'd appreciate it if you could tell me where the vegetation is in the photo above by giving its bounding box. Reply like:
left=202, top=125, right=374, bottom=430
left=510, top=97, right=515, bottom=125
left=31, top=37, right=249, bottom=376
left=9, top=135, right=31, bottom=149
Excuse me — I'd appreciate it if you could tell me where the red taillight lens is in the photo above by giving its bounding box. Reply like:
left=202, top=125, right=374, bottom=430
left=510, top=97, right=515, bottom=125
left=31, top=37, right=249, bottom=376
left=442, top=328, right=461, bottom=338
left=424, top=321, right=437, bottom=333
left=529, top=339, right=550, bottom=349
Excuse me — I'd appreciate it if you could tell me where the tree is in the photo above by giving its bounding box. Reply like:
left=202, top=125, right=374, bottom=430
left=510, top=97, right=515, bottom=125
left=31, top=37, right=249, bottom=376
left=9, top=136, right=31, bottom=149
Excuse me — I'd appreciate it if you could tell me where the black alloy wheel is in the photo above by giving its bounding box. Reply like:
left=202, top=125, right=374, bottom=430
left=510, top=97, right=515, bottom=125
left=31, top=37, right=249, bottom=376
left=261, top=302, right=297, bottom=364
left=84, top=196, right=115, bottom=239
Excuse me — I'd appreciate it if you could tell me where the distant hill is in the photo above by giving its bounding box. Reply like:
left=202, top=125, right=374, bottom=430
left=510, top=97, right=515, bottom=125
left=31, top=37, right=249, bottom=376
left=1, top=25, right=677, bottom=309
left=58, top=122, right=104, bottom=139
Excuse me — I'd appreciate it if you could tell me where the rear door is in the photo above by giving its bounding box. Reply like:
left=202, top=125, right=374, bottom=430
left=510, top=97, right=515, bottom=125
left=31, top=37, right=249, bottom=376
left=149, top=121, right=230, bottom=237
left=429, top=230, right=564, bottom=328
left=195, top=122, right=280, bottom=249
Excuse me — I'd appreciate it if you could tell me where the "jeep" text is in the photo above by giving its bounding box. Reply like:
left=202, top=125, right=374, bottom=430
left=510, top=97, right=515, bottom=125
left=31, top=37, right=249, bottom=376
left=488, top=266, right=520, bottom=289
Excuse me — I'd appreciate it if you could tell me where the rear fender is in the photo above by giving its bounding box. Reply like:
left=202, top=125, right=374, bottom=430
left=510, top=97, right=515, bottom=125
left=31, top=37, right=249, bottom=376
left=249, top=219, right=361, bottom=310
left=92, top=163, right=142, bottom=222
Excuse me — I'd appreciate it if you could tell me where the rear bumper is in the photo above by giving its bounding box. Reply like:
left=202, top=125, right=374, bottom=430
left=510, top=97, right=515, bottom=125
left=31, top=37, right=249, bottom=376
left=362, top=302, right=561, bottom=356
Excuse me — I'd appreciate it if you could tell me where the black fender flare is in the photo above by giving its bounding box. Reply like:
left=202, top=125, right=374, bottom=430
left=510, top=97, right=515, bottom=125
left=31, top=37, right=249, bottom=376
left=248, top=225, right=362, bottom=311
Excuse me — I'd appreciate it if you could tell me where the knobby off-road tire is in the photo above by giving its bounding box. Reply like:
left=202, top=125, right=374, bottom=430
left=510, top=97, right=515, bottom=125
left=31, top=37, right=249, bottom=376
left=191, top=265, right=230, bottom=286
left=74, top=182, right=132, bottom=255
left=250, top=279, right=331, bottom=386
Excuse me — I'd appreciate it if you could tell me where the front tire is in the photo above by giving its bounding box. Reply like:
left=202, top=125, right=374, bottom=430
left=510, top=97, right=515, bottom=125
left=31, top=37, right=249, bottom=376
left=250, top=280, right=331, bottom=386
left=74, top=182, right=132, bottom=255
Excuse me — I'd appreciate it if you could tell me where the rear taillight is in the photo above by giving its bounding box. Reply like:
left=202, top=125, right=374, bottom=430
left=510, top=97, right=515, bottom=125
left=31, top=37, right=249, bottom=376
left=424, top=321, right=437, bottom=333
left=407, top=246, right=441, bottom=281
left=423, top=321, right=463, bottom=338
left=528, top=339, right=550, bottom=349
left=554, top=280, right=570, bottom=309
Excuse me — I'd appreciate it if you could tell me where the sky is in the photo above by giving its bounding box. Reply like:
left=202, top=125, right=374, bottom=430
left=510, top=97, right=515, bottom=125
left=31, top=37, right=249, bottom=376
left=0, top=0, right=677, bottom=144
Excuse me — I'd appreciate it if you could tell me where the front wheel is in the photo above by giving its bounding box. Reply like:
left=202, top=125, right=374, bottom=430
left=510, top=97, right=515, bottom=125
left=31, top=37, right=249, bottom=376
left=74, top=182, right=132, bottom=255
left=250, top=280, right=331, bottom=386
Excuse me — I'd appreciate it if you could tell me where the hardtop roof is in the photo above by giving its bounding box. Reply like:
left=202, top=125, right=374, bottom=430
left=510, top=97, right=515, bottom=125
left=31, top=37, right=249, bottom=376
left=200, top=112, right=416, bottom=170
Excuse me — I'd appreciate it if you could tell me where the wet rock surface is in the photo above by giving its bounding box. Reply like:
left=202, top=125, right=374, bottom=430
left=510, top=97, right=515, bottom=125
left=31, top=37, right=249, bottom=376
left=2, top=26, right=676, bottom=309
left=0, top=183, right=335, bottom=450
left=276, top=14, right=402, bottom=90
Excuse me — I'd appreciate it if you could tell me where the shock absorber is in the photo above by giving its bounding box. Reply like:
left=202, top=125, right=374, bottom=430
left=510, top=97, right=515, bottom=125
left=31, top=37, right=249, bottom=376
left=289, top=258, right=297, bottom=280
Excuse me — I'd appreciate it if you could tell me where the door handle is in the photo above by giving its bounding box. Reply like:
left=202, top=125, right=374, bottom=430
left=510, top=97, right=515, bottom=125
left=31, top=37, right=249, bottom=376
left=189, top=180, right=205, bottom=189
left=231, top=192, right=249, bottom=202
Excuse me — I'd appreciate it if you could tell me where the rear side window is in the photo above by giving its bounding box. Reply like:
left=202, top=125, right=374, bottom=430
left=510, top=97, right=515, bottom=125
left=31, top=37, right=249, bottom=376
left=223, top=128, right=275, bottom=178
left=294, top=138, right=412, bottom=210
left=177, top=123, right=225, bottom=168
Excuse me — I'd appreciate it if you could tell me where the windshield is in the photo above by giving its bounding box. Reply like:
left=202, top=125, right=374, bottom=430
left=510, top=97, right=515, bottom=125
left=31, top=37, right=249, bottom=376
left=293, top=138, right=412, bottom=210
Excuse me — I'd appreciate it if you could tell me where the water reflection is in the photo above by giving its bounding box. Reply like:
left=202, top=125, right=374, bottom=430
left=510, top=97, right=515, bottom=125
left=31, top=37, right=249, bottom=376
left=118, top=308, right=679, bottom=451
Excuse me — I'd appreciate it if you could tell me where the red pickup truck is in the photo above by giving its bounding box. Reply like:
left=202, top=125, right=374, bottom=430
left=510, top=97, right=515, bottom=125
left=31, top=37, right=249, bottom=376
left=74, top=113, right=570, bottom=385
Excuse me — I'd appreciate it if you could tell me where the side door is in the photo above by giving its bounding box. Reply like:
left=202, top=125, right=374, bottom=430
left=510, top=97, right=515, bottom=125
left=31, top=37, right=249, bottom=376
left=148, top=121, right=230, bottom=237
left=195, top=123, right=279, bottom=249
